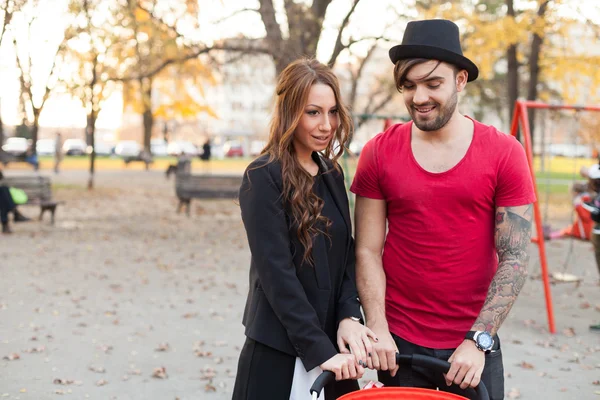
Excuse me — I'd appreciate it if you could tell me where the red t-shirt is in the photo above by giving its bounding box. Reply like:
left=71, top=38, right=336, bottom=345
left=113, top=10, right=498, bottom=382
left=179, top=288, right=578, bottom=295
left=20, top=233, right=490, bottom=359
left=350, top=119, right=536, bottom=349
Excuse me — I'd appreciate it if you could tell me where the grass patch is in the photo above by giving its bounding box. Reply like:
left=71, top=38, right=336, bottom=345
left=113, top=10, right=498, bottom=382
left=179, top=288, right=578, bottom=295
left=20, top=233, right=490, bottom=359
left=51, top=183, right=86, bottom=191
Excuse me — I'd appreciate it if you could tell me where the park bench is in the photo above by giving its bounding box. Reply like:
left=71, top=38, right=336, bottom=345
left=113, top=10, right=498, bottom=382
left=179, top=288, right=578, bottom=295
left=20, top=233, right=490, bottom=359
left=175, top=172, right=241, bottom=216
left=123, top=153, right=153, bottom=170
left=0, top=175, right=63, bottom=224
left=0, top=149, right=38, bottom=170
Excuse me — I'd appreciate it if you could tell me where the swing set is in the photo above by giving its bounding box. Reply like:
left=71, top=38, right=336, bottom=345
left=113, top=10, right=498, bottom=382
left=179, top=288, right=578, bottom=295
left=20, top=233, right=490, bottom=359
left=510, top=100, right=600, bottom=334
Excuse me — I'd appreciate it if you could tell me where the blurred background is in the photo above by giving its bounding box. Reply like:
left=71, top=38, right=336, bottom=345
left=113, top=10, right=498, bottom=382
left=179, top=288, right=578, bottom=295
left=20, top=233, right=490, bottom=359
left=1, top=0, right=600, bottom=182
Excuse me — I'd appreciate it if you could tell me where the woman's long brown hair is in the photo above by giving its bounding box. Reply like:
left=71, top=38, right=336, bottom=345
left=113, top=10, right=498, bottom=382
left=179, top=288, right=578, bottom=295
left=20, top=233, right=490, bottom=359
left=261, top=58, right=353, bottom=265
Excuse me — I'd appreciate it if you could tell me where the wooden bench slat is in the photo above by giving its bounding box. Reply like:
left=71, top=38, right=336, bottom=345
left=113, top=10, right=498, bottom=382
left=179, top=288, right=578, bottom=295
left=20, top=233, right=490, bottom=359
left=174, top=173, right=241, bottom=215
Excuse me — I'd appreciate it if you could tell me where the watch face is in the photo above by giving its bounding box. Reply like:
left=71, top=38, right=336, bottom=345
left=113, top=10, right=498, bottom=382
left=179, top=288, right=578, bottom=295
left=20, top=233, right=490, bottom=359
left=477, top=332, right=494, bottom=349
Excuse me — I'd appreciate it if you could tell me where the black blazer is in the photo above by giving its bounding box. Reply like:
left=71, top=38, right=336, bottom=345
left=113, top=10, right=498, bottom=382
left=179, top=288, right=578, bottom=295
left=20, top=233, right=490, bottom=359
left=239, top=153, right=361, bottom=371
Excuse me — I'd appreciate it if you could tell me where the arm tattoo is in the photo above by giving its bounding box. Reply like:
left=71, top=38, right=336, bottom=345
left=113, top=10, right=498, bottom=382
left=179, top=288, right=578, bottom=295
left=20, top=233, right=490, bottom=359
left=472, top=204, right=533, bottom=334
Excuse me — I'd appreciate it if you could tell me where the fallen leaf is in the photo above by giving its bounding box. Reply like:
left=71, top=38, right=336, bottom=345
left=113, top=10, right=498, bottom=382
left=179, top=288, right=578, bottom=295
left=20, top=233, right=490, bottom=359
left=201, top=367, right=217, bottom=380
left=517, top=361, right=535, bottom=370
left=563, top=327, right=576, bottom=337
left=96, top=379, right=108, bottom=386
left=98, top=345, right=113, bottom=354
left=89, top=365, right=106, bottom=373
left=3, top=353, right=20, bottom=361
left=155, top=343, right=170, bottom=352
left=204, top=382, right=216, bottom=392
left=23, top=346, right=45, bottom=354
left=152, top=367, right=168, bottom=379
left=507, top=388, right=521, bottom=399
left=592, top=380, right=600, bottom=385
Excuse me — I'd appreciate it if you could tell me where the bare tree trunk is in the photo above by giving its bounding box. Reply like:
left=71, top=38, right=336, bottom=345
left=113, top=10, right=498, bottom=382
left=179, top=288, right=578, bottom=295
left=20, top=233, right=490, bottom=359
left=527, top=0, right=550, bottom=149
left=0, top=98, right=4, bottom=146
left=31, top=112, right=39, bottom=155
left=143, top=107, right=153, bottom=153
left=87, top=117, right=96, bottom=189
left=87, top=61, right=97, bottom=190
left=506, top=0, right=519, bottom=137
left=141, top=77, right=153, bottom=171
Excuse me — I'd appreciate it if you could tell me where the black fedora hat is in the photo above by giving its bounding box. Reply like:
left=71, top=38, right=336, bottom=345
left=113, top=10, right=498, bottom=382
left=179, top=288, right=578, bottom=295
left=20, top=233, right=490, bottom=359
left=389, top=19, right=479, bottom=82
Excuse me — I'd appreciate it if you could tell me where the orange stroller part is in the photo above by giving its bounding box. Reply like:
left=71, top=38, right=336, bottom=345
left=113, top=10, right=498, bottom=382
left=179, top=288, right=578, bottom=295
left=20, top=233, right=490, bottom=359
left=310, top=354, right=489, bottom=400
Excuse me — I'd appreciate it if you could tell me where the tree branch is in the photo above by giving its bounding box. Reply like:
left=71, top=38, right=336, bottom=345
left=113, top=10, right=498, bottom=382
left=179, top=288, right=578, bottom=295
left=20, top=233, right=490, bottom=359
left=349, top=43, right=378, bottom=109
left=212, top=7, right=259, bottom=24
left=258, top=0, right=283, bottom=51
left=328, top=0, right=361, bottom=67
left=311, top=0, right=334, bottom=21
left=113, top=42, right=272, bottom=82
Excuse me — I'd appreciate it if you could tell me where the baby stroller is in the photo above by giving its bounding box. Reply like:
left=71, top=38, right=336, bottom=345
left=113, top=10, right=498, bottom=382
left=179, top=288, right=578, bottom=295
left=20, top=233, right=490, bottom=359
left=310, top=353, right=489, bottom=400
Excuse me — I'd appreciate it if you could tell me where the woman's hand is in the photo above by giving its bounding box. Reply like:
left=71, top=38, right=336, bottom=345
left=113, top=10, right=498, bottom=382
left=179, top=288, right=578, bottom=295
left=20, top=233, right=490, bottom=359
left=337, top=318, right=378, bottom=368
left=319, top=353, right=364, bottom=381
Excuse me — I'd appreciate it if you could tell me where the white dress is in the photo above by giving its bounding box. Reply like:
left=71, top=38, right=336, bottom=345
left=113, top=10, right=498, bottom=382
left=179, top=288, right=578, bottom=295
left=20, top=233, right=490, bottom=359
left=289, top=357, right=325, bottom=400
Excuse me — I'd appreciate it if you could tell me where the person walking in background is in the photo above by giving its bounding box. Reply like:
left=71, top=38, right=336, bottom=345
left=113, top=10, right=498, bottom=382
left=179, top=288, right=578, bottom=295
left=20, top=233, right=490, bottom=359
left=54, top=132, right=63, bottom=174
left=233, top=58, right=374, bottom=400
left=199, top=138, right=211, bottom=174
left=200, top=139, right=211, bottom=162
left=351, top=19, right=535, bottom=399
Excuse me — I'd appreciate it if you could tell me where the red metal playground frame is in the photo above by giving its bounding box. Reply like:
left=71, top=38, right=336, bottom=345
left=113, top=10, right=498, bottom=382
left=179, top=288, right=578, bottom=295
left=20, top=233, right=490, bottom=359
left=509, top=100, right=600, bottom=334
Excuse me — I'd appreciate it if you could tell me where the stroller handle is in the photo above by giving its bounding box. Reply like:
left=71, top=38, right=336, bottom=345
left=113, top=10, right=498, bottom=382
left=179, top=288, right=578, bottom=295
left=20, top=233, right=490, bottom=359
left=309, top=353, right=490, bottom=400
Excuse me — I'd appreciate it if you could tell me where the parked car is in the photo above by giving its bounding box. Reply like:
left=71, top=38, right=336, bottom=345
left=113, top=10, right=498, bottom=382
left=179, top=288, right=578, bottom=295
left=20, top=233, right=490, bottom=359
left=62, top=139, right=87, bottom=156
left=114, top=140, right=142, bottom=157
left=36, top=139, right=56, bottom=156
left=167, top=141, right=198, bottom=156
left=223, top=140, right=244, bottom=157
left=2, top=137, right=29, bottom=156
left=86, top=141, right=113, bottom=156
left=151, top=139, right=169, bottom=157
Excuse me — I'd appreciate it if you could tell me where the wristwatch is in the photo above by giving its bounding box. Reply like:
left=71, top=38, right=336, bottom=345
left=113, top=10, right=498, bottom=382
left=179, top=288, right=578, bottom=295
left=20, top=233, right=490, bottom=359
left=465, top=330, right=494, bottom=354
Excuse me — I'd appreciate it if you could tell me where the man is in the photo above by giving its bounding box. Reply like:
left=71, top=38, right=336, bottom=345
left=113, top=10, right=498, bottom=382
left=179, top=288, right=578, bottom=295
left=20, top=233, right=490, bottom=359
left=54, top=132, right=63, bottom=174
left=351, top=19, right=535, bottom=399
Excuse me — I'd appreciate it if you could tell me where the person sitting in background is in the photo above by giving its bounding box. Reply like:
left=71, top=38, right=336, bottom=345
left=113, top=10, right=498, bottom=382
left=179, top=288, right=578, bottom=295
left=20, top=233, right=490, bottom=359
left=577, top=163, right=600, bottom=332
left=0, top=170, right=31, bottom=234
left=544, top=165, right=600, bottom=241
left=24, top=142, right=39, bottom=171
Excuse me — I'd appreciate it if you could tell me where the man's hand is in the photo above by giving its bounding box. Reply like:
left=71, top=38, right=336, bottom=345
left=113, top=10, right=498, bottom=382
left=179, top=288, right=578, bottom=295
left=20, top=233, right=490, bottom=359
left=445, top=340, right=485, bottom=390
left=367, top=326, right=399, bottom=376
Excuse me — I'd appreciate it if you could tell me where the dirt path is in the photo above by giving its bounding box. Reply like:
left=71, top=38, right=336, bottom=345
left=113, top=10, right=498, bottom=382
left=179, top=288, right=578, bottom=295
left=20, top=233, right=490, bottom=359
left=0, top=169, right=598, bottom=399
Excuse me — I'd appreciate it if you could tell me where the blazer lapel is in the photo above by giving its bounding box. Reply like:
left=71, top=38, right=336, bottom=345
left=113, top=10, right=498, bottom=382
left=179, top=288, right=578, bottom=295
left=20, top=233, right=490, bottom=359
left=314, top=154, right=351, bottom=236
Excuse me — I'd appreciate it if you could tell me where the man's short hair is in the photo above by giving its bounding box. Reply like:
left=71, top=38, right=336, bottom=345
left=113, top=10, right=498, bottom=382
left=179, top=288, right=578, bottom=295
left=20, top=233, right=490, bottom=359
left=393, top=59, right=461, bottom=93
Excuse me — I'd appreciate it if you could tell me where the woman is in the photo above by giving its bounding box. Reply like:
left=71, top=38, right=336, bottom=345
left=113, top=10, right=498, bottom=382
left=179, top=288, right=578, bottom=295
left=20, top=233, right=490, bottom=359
left=233, top=58, right=375, bottom=400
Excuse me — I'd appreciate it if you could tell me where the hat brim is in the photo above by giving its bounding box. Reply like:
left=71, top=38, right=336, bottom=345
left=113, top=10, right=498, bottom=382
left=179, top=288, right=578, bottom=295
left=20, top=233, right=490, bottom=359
left=389, top=44, right=479, bottom=82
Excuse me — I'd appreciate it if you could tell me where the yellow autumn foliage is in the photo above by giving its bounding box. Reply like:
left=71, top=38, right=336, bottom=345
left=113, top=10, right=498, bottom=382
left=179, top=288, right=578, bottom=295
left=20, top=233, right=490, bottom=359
left=414, top=1, right=600, bottom=104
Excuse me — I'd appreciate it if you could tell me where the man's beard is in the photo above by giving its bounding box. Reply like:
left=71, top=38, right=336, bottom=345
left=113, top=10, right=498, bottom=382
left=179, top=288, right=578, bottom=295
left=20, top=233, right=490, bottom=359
left=409, top=89, right=458, bottom=132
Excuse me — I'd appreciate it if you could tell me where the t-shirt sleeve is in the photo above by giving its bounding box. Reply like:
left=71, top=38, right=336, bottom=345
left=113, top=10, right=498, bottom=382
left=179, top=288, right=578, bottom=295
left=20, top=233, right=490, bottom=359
left=350, top=136, right=384, bottom=199
left=495, top=136, right=537, bottom=207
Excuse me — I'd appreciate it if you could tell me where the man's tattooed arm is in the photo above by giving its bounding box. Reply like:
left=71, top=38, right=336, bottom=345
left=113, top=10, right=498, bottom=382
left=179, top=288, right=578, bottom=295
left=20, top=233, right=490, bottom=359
left=472, top=204, right=533, bottom=335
